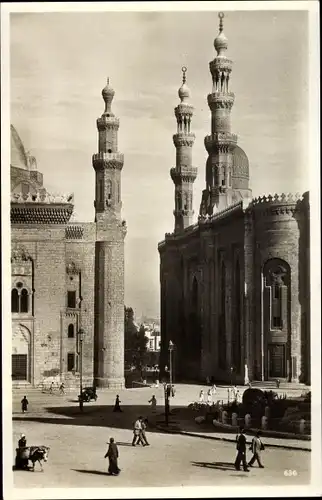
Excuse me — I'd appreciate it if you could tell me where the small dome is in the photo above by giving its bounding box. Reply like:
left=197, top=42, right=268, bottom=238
left=232, top=145, right=249, bottom=179
left=214, top=31, right=228, bottom=54
left=102, top=78, right=115, bottom=99
left=11, top=125, right=29, bottom=170
left=178, top=82, right=191, bottom=102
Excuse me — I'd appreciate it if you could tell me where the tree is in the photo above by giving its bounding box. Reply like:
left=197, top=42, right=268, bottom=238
left=132, top=324, right=149, bottom=377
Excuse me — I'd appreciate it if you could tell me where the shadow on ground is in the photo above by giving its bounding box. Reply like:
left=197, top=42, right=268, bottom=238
left=12, top=404, right=221, bottom=436
left=71, top=469, right=113, bottom=476
left=191, top=461, right=238, bottom=472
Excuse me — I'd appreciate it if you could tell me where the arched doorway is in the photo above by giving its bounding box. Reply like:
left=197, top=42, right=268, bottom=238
left=12, top=324, right=31, bottom=382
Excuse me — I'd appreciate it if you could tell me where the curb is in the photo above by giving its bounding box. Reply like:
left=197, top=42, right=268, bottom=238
left=154, top=425, right=311, bottom=452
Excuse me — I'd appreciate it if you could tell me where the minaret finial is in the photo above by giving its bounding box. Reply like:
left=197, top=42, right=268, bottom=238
left=107, top=77, right=110, bottom=85
left=182, top=66, right=187, bottom=84
left=219, top=12, right=224, bottom=33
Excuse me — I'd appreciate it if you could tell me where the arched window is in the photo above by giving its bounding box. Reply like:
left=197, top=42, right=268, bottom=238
left=11, top=289, right=19, bottom=313
left=264, top=259, right=290, bottom=331
left=68, top=324, right=75, bottom=338
left=20, top=289, right=29, bottom=313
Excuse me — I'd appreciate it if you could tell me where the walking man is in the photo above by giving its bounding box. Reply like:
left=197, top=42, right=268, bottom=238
left=207, top=389, right=212, bottom=405
left=21, top=396, right=28, bottom=413
left=199, top=390, right=204, bottom=404
left=132, top=416, right=143, bottom=446
left=113, top=395, right=122, bottom=412
left=104, top=437, right=120, bottom=475
left=248, top=431, right=265, bottom=468
left=140, top=418, right=150, bottom=446
left=148, top=395, right=157, bottom=413
left=49, top=381, right=54, bottom=394
left=59, top=382, right=65, bottom=395
left=234, top=428, right=249, bottom=472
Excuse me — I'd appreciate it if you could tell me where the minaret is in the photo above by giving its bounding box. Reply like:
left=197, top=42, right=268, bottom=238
left=201, top=13, right=238, bottom=216
left=93, top=78, right=126, bottom=389
left=170, top=67, right=197, bottom=233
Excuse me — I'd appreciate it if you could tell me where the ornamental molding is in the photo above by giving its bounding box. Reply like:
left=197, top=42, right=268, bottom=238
left=65, top=225, right=84, bottom=240
left=11, top=245, right=33, bottom=262
left=170, top=167, right=197, bottom=183
left=210, top=59, right=233, bottom=71
left=11, top=205, right=73, bottom=224
left=252, top=193, right=303, bottom=206
left=66, top=261, right=81, bottom=275
left=11, top=191, right=74, bottom=204
left=97, top=116, right=120, bottom=131
left=207, top=93, right=235, bottom=110
left=173, top=134, right=195, bottom=147
left=175, top=104, right=194, bottom=116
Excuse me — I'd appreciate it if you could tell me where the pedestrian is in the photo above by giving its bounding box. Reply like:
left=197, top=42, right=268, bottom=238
left=234, top=428, right=249, bottom=472
left=59, top=382, right=65, bottom=395
left=199, top=390, right=204, bottom=404
left=21, top=396, right=28, bottom=413
left=140, top=418, right=150, bottom=446
left=233, top=385, right=239, bottom=401
left=113, top=394, right=122, bottom=412
left=148, top=395, right=157, bottom=413
left=132, top=416, right=143, bottom=446
left=49, top=381, right=54, bottom=394
left=207, top=388, right=212, bottom=405
left=248, top=431, right=265, bottom=468
left=104, top=437, right=120, bottom=475
left=211, top=384, right=217, bottom=397
left=16, top=433, right=28, bottom=469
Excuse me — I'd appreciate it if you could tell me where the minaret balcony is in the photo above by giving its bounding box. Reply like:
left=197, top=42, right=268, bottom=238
left=97, top=115, right=120, bottom=131
left=92, top=152, right=124, bottom=170
left=204, top=133, right=237, bottom=152
left=173, top=133, right=195, bottom=147
left=207, top=92, right=235, bottom=110
left=170, top=166, right=197, bottom=183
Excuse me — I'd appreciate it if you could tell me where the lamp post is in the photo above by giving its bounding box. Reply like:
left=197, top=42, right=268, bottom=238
left=77, top=295, right=85, bottom=412
left=169, top=340, right=174, bottom=387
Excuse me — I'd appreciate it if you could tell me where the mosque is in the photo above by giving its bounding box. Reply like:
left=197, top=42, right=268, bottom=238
left=158, top=14, right=310, bottom=384
left=11, top=81, right=126, bottom=388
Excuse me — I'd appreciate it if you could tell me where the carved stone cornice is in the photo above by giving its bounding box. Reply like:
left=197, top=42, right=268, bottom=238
left=11, top=192, right=74, bottom=204
left=11, top=245, right=33, bottom=262
left=207, top=92, right=235, bottom=110
left=174, top=104, right=194, bottom=117
left=170, top=166, right=198, bottom=183
left=65, top=225, right=84, bottom=240
left=11, top=204, right=73, bottom=224
left=210, top=59, right=233, bottom=73
left=97, top=116, right=120, bottom=131
left=173, top=133, right=195, bottom=147
left=92, top=152, right=124, bottom=170
left=204, top=133, right=237, bottom=153
left=66, top=261, right=81, bottom=275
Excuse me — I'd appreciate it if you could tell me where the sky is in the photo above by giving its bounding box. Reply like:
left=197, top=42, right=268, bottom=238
left=10, top=9, right=309, bottom=321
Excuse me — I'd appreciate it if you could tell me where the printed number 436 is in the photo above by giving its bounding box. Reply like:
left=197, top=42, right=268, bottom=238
left=284, top=470, right=298, bottom=476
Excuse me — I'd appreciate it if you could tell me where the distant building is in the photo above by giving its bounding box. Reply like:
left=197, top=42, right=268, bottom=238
left=11, top=80, right=127, bottom=389
left=141, top=323, right=161, bottom=367
left=158, top=14, right=310, bottom=385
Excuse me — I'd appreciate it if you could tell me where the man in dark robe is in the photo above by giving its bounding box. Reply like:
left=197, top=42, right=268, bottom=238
left=21, top=396, right=29, bottom=413
left=113, top=395, right=122, bottom=412
left=16, top=434, right=28, bottom=469
left=104, top=438, right=120, bottom=475
left=234, top=428, right=249, bottom=472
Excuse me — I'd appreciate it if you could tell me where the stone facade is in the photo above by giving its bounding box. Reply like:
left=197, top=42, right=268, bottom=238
left=10, top=80, right=126, bottom=389
left=158, top=14, right=310, bottom=385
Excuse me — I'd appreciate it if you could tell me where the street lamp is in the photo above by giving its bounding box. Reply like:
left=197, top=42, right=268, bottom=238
left=169, top=340, right=174, bottom=386
left=77, top=296, right=85, bottom=412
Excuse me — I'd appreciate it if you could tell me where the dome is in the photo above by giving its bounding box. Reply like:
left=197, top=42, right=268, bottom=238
left=232, top=145, right=249, bottom=179
left=214, top=31, right=228, bottom=54
left=102, top=78, right=115, bottom=100
left=11, top=125, right=29, bottom=170
left=178, top=82, right=191, bottom=102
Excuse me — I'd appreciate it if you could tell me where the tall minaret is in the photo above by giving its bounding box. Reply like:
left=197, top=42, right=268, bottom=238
left=201, top=13, right=238, bottom=216
left=170, top=67, right=197, bottom=233
left=93, top=78, right=126, bottom=389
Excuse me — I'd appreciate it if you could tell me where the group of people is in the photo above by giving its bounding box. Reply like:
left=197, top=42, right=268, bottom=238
left=235, top=429, right=265, bottom=471
left=199, top=384, right=217, bottom=405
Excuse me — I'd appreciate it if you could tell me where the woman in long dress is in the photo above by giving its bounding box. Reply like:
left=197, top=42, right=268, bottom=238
left=104, top=438, right=120, bottom=475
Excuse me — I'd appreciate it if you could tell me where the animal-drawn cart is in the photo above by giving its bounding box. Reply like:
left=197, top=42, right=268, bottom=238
left=15, top=446, right=50, bottom=471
